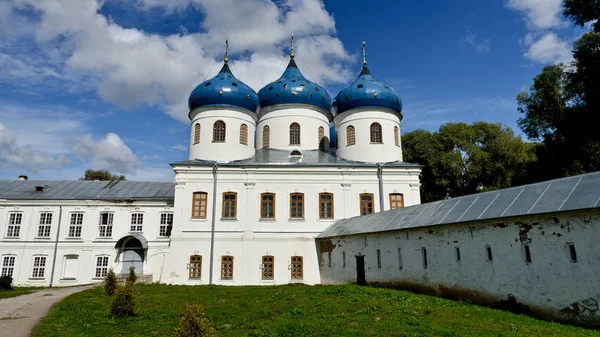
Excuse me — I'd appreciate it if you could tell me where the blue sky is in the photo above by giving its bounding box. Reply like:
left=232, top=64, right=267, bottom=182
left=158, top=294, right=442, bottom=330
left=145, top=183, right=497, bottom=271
left=0, top=0, right=587, bottom=181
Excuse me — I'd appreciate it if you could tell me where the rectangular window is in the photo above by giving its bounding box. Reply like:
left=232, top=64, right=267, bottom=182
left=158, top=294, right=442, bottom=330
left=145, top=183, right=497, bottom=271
left=389, top=193, right=404, bottom=210
left=31, top=256, right=46, bottom=279
left=37, top=212, right=52, bottom=237
left=290, top=193, right=304, bottom=219
left=260, top=193, right=275, bottom=219
left=130, top=213, right=143, bottom=232
left=360, top=194, right=374, bottom=216
left=291, top=256, right=303, bottom=280
left=6, top=212, right=22, bottom=238
left=1, top=256, right=16, bottom=277
left=189, top=255, right=202, bottom=279
left=455, top=247, right=461, bottom=262
left=222, top=192, right=237, bottom=219
left=94, top=256, right=109, bottom=278
left=377, top=249, right=381, bottom=268
left=68, top=213, right=84, bottom=238
left=342, top=251, right=346, bottom=268
left=62, top=255, right=78, bottom=280
left=261, top=256, right=274, bottom=280
left=568, top=243, right=577, bottom=263
left=319, top=193, right=334, bottom=219
left=327, top=252, right=332, bottom=268
left=486, top=246, right=493, bottom=261
left=221, top=256, right=234, bottom=280
left=398, top=248, right=403, bottom=270
left=192, top=192, right=208, bottom=219
left=422, top=247, right=428, bottom=269
left=524, top=245, right=532, bottom=263
left=159, top=213, right=173, bottom=237
left=99, top=213, right=113, bottom=238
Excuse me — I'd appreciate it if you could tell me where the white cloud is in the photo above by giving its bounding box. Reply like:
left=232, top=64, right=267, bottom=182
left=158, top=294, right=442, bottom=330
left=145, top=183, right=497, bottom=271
left=524, top=32, right=572, bottom=64
left=0, top=122, right=69, bottom=172
left=460, top=31, right=491, bottom=53
left=505, top=0, right=564, bottom=30
left=6, top=0, right=351, bottom=122
left=72, top=132, right=139, bottom=174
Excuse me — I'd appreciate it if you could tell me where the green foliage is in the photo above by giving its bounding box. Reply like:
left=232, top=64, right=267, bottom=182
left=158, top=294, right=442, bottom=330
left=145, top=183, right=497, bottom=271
left=110, top=281, right=137, bottom=318
left=402, top=122, right=536, bottom=202
left=563, top=0, right=600, bottom=32
left=80, top=169, right=126, bottom=181
left=104, top=268, right=117, bottom=296
left=0, top=275, right=13, bottom=290
left=174, top=303, right=216, bottom=337
left=32, top=284, right=598, bottom=337
left=127, top=266, right=138, bottom=284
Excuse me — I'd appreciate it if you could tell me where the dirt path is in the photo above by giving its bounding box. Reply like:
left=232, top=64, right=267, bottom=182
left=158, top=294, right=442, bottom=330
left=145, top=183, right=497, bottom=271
left=0, top=285, right=96, bottom=337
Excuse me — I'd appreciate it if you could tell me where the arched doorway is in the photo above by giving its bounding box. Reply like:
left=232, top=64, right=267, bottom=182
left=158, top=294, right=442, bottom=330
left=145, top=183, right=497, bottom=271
left=115, top=235, right=148, bottom=275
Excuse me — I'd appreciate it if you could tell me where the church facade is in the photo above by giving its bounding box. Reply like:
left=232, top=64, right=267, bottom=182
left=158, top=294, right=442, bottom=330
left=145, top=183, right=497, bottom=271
left=0, top=43, right=422, bottom=287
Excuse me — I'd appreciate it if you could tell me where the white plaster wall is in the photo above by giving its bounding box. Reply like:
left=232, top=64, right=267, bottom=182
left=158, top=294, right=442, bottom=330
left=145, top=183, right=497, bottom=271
left=319, top=211, right=600, bottom=324
left=256, top=105, right=331, bottom=151
left=334, top=108, right=403, bottom=163
left=189, top=107, right=257, bottom=162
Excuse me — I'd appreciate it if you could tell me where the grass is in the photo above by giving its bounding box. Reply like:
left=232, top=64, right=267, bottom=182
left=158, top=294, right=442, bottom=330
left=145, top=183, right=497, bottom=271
left=0, top=286, right=44, bottom=299
left=32, top=284, right=599, bottom=337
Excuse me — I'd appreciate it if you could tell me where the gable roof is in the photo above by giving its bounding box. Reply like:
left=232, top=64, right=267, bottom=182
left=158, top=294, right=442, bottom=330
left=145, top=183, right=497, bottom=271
left=318, top=171, right=600, bottom=239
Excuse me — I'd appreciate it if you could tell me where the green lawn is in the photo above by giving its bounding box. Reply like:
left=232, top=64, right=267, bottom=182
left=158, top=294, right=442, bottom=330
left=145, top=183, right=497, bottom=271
left=32, top=284, right=599, bottom=337
left=0, top=286, right=43, bottom=299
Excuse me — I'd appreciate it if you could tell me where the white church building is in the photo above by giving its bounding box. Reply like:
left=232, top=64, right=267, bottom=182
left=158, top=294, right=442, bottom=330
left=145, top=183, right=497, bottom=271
left=0, top=42, right=422, bottom=287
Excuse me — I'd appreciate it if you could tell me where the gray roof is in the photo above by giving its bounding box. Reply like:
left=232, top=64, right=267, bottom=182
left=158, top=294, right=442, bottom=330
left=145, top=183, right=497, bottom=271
left=318, top=171, right=600, bottom=238
left=0, top=180, right=174, bottom=201
left=172, top=149, right=422, bottom=168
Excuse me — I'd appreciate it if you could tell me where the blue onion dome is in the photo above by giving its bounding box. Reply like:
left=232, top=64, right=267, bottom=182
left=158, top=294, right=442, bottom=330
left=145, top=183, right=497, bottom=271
left=188, top=61, right=259, bottom=116
left=332, top=64, right=403, bottom=119
left=257, top=57, right=332, bottom=116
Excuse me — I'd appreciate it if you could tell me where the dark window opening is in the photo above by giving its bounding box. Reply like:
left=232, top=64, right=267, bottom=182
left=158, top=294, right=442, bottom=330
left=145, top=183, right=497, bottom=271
left=525, top=245, right=532, bottom=263
left=486, top=246, right=493, bottom=261
left=455, top=247, right=461, bottom=261
left=376, top=249, right=381, bottom=269
left=422, top=247, right=428, bottom=269
left=568, top=243, right=577, bottom=262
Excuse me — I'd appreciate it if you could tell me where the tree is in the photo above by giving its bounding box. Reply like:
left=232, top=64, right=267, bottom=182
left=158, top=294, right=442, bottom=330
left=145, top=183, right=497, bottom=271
left=80, top=169, right=126, bottom=181
left=563, top=0, right=600, bottom=32
left=402, top=122, right=536, bottom=202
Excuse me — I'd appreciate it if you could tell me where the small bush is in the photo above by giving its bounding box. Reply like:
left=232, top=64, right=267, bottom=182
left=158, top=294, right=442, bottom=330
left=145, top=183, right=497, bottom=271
left=104, top=268, right=117, bottom=296
left=110, top=281, right=137, bottom=318
left=174, top=303, right=216, bottom=337
left=127, top=266, right=138, bottom=284
left=0, top=275, right=13, bottom=290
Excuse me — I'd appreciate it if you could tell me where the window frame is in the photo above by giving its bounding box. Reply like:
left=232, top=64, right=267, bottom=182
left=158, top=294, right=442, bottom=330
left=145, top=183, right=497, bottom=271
left=191, top=192, right=208, bottom=219
left=98, top=212, right=114, bottom=238
left=193, top=123, right=200, bottom=145
left=222, top=192, right=237, bottom=219
left=240, top=124, right=248, bottom=145
left=318, top=126, right=325, bottom=148
left=68, top=212, right=84, bottom=238
left=37, top=212, right=53, bottom=238
left=261, top=255, right=274, bottom=280
left=94, top=255, right=109, bottom=279
left=394, top=126, right=400, bottom=147
left=359, top=193, right=375, bottom=216
left=31, top=255, right=47, bottom=279
left=289, top=193, right=304, bottom=219
left=189, top=255, right=202, bottom=279
left=6, top=212, right=22, bottom=238
left=318, top=193, right=334, bottom=219
left=346, top=125, right=356, bottom=146
left=262, top=125, right=270, bottom=148
left=289, top=122, right=300, bottom=145
left=220, top=255, right=234, bottom=280
left=212, top=120, right=226, bottom=143
left=159, top=212, right=173, bottom=237
left=370, top=122, right=383, bottom=144
left=130, top=212, right=144, bottom=232
left=290, top=256, right=303, bottom=280
left=1, top=255, right=16, bottom=277
left=260, top=193, right=276, bottom=219
left=389, top=193, right=404, bottom=210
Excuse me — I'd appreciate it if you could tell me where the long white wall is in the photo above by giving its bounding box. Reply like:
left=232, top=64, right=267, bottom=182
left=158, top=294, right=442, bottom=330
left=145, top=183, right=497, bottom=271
left=318, top=210, right=600, bottom=326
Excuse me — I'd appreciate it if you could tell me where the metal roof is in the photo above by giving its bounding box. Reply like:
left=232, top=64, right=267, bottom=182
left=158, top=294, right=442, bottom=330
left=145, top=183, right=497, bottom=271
left=318, top=171, right=600, bottom=238
left=0, top=180, right=174, bottom=201
left=172, top=148, right=422, bottom=168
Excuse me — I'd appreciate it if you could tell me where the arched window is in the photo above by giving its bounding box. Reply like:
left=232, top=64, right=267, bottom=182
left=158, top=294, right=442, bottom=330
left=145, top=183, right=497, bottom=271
left=346, top=125, right=355, bottom=146
left=213, top=120, right=226, bottom=143
left=290, top=150, right=302, bottom=156
left=389, top=193, right=404, bottom=209
left=290, top=122, right=300, bottom=145
left=318, top=126, right=325, bottom=147
left=193, top=123, right=200, bottom=145
left=262, top=125, right=270, bottom=148
left=240, top=124, right=248, bottom=145
left=394, top=126, right=399, bottom=147
left=370, top=123, right=382, bottom=144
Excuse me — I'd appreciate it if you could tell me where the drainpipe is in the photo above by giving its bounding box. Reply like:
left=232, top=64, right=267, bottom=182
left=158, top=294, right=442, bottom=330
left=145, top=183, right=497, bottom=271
left=377, top=164, right=384, bottom=212
left=208, top=163, right=218, bottom=285
left=49, top=206, right=63, bottom=287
